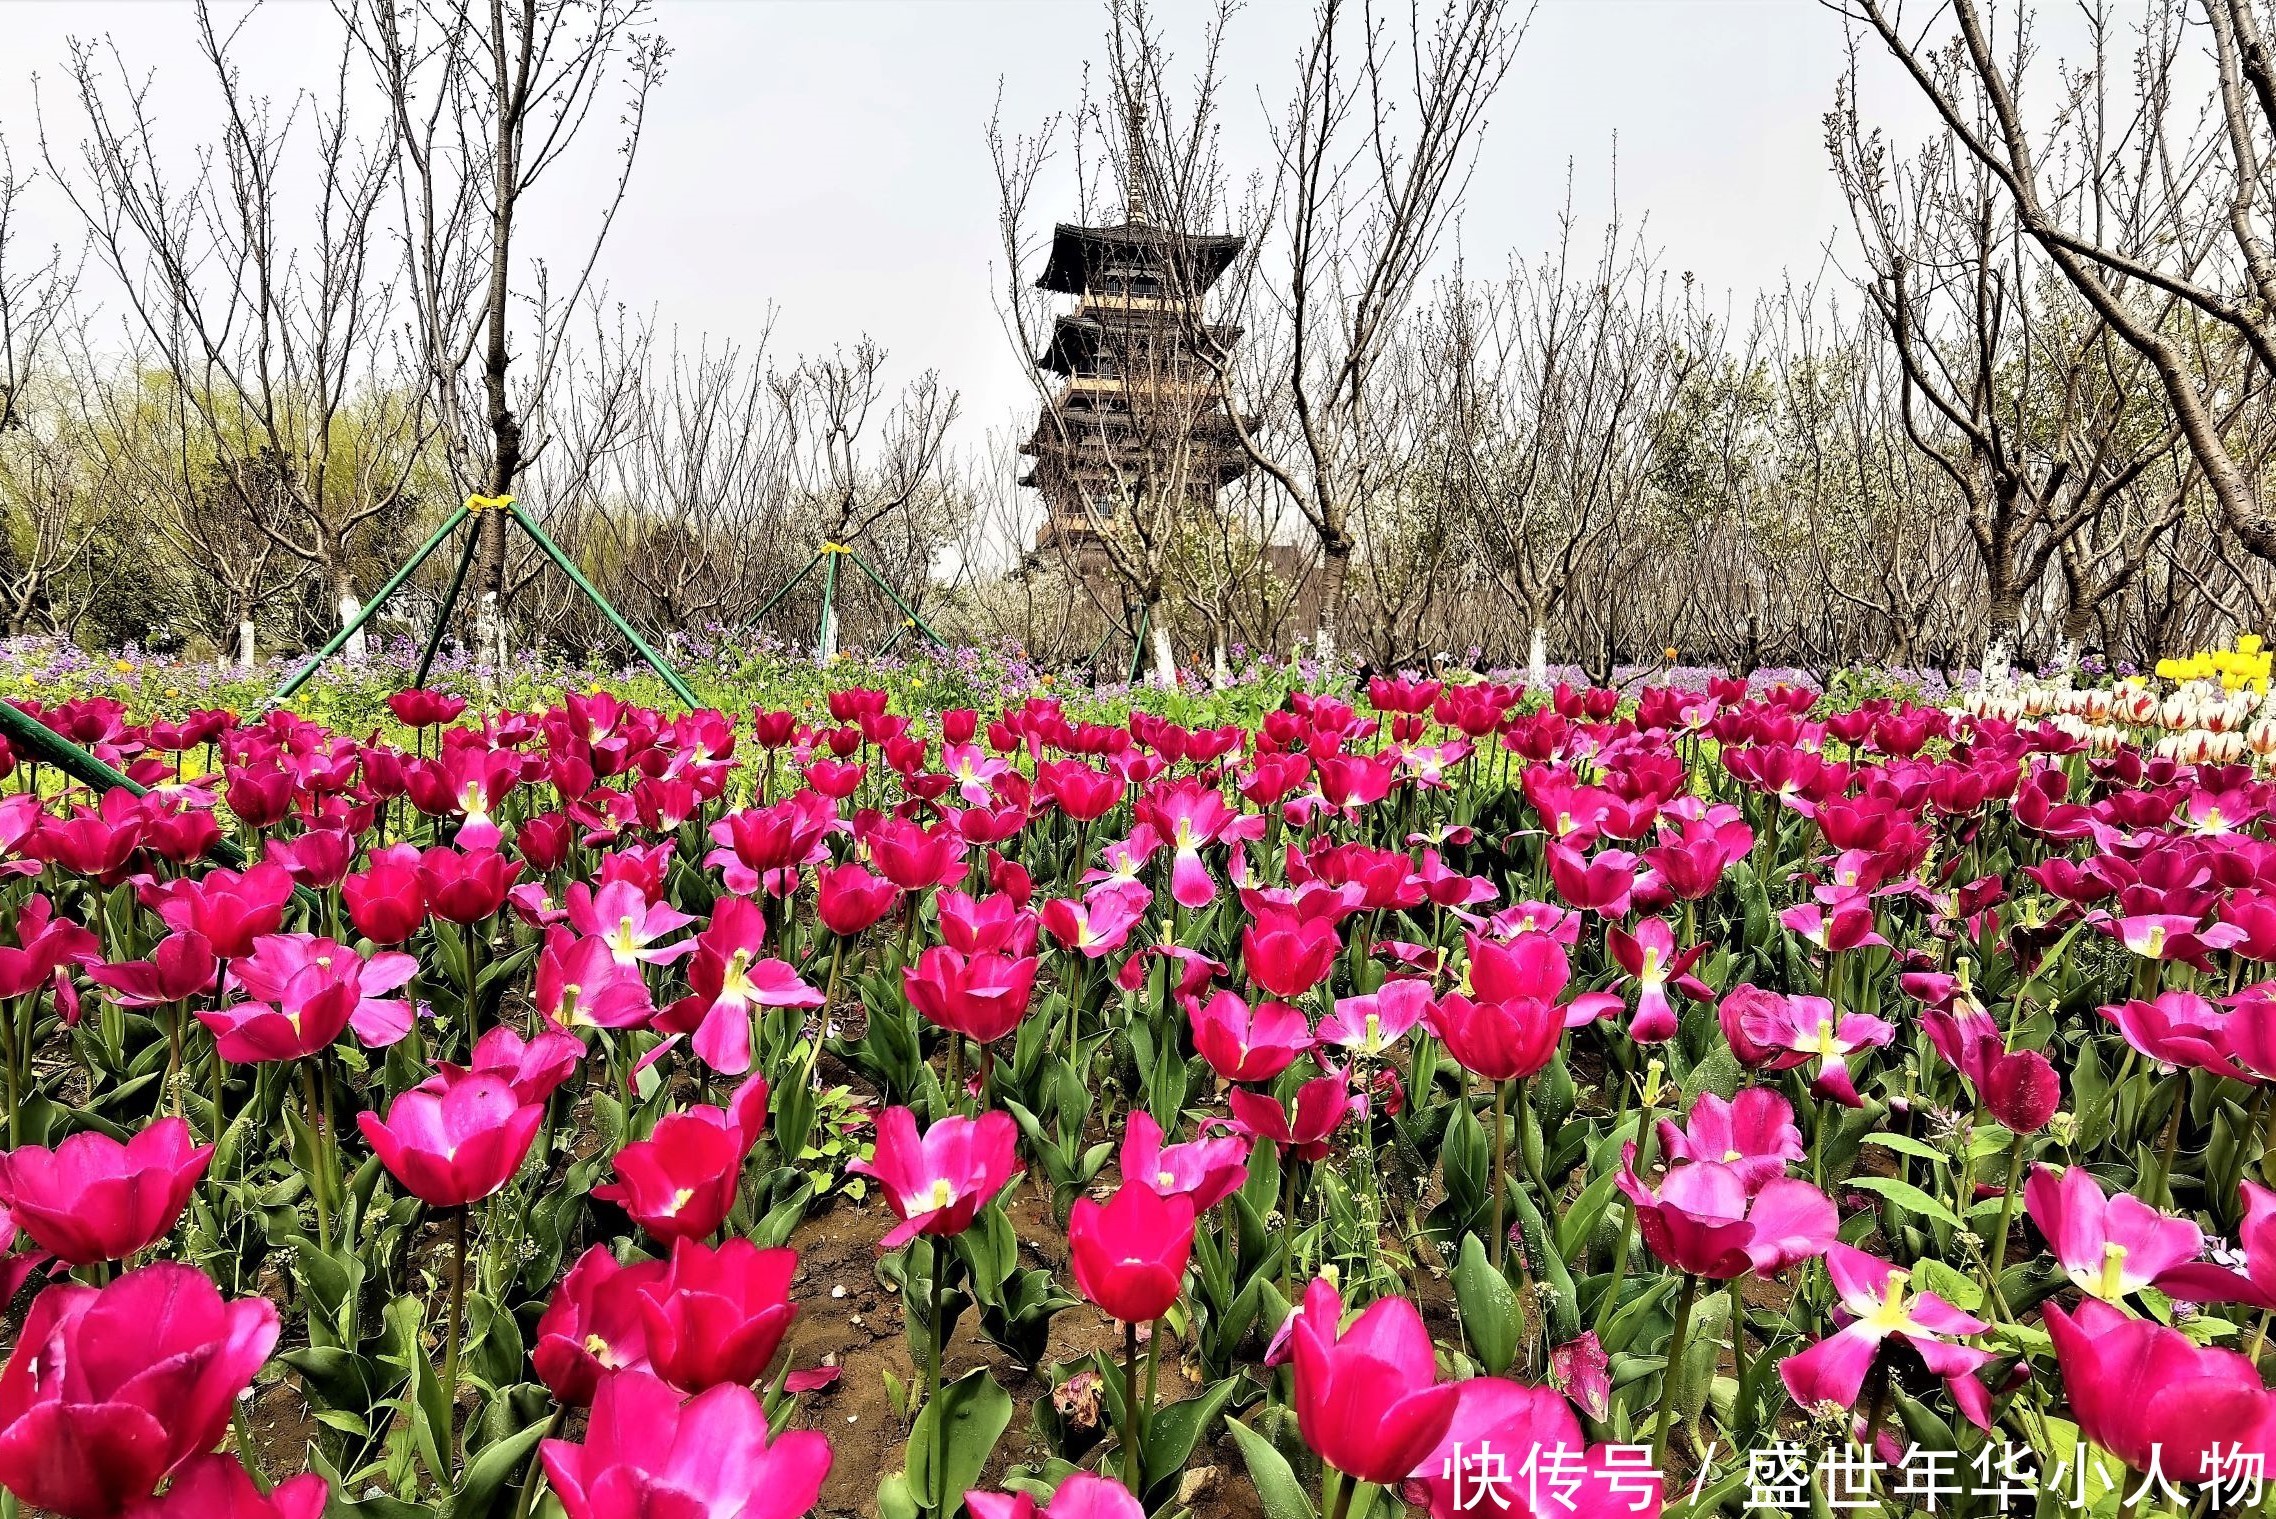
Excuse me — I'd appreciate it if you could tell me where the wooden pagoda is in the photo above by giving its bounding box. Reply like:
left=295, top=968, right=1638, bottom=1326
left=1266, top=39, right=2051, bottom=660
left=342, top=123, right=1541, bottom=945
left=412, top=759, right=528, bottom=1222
left=1018, top=150, right=1252, bottom=576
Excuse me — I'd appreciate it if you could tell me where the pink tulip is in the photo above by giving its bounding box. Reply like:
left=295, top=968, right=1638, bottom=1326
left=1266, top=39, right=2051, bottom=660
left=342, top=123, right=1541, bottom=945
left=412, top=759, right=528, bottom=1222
left=967, top=1473, right=1143, bottom=1519
left=0, top=1116, right=210, bottom=1266
left=815, top=863, right=899, bottom=936
left=1039, top=887, right=1147, bottom=959
left=2104, top=991, right=2247, bottom=1075
left=594, top=1076, right=769, bottom=1242
left=1617, top=1151, right=1835, bottom=1279
left=1241, top=908, right=1341, bottom=999
left=568, top=879, right=698, bottom=967
left=1733, top=991, right=1893, bottom=1106
left=1544, top=842, right=1635, bottom=916
left=264, top=827, right=357, bottom=890
left=2020, top=1163, right=2203, bottom=1304
left=121, top=1454, right=327, bottom=1519
left=1069, top=1182, right=1194, bottom=1323
left=903, top=947, right=1039, bottom=1046
left=1653, top=1089, right=1803, bottom=1193
left=539, top=1370, right=832, bottom=1519
left=1188, top=990, right=1313, bottom=1083
left=1227, top=1071, right=1361, bottom=1162
left=357, top=1069, right=542, bottom=1208
left=1549, top=1332, right=1613, bottom=1424
left=457, top=1023, right=584, bottom=1105
left=535, top=927, right=655, bottom=1032
left=1605, top=918, right=1712, bottom=1043
left=848, top=1106, right=1019, bottom=1250
left=2045, top=1294, right=2276, bottom=1479
left=1919, top=1001, right=2062, bottom=1132
left=937, top=889, right=1039, bottom=957
left=657, top=899, right=820, bottom=1075
left=1291, top=1276, right=1461, bottom=1485
left=208, top=933, right=419, bottom=1057
left=415, top=846, right=522, bottom=925
left=84, top=933, right=218, bottom=1008
left=1429, top=993, right=1566, bottom=1083
left=1318, top=979, right=1432, bottom=1057
left=2161, top=1180, right=2276, bottom=1310
left=138, top=864, right=293, bottom=961
left=639, top=1238, right=800, bottom=1393
left=0, top=1263, right=280, bottom=1519
left=1780, top=1245, right=1994, bottom=1429
left=533, top=1245, right=668, bottom=1405
left=1119, top=1111, right=1249, bottom=1212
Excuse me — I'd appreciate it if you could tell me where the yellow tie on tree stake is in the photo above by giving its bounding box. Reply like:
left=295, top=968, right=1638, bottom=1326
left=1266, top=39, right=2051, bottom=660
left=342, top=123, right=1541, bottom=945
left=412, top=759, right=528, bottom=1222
left=466, top=493, right=516, bottom=514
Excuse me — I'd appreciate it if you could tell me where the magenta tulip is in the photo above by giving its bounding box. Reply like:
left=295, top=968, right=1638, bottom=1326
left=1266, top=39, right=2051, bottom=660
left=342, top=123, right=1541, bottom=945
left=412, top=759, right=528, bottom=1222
left=539, top=1369, right=832, bottom=1519
left=2023, top=1163, right=2203, bottom=1304
left=0, top=1117, right=210, bottom=1266
left=639, top=1238, right=800, bottom=1392
left=357, top=1069, right=542, bottom=1208
left=2045, top=1294, right=2276, bottom=1479
left=1618, top=1151, right=1835, bottom=1279
left=0, top=1263, right=280, bottom=1519
left=593, top=1076, right=769, bottom=1242
left=1119, top=1111, right=1248, bottom=1212
left=1780, top=1245, right=1994, bottom=1430
left=848, top=1106, right=1018, bottom=1251
left=122, top=1454, right=328, bottom=1519
left=1652, top=1089, right=1803, bottom=1194
left=1069, top=1182, right=1194, bottom=1324
left=1290, top=1276, right=1461, bottom=1485
left=533, top=1245, right=668, bottom=1405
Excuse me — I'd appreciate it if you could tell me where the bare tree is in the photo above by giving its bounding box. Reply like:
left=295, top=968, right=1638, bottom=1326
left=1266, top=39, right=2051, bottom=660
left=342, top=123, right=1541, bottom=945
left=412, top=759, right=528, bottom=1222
left=346, top=0, right=667, bottom=665
left=1430, top=189, right=1697, bottom=669
left=1839, top=0, right=2276, bottom=570
left=1830, top=38, right=2191, bottom=655
left=1200, top=0, right=1529, bottom=669
left=36, top=3, right=420, bottom=650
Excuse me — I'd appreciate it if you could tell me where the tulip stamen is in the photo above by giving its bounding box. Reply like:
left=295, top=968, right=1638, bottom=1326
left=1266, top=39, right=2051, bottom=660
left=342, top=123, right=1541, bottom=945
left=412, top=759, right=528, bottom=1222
left=2098, top=1241, right=2130, bottom=1301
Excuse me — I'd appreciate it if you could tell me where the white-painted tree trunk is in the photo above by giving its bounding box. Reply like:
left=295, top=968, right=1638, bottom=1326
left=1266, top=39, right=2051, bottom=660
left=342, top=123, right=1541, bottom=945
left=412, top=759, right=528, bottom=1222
left=1212, top=637, right=1230, bottom=689
left=1148, top=616, right=1177, bottom=687
left=237, top=619, right=257, bottom=670
left=1528, top=625, right=1548, bottom=688
left=338, top=586, right=366, bottom=659
left=818, top=600, right=839, bottom=663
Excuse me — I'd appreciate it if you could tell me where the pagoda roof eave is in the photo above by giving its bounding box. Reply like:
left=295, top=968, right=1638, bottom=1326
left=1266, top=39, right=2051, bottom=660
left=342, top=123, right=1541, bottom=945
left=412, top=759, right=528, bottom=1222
left=1036, top=221, right=1246, bottom=295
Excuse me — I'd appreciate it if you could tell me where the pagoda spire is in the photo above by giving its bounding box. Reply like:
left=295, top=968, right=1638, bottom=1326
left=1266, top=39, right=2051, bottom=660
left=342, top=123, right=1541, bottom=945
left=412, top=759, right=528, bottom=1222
left=1123, top=90, right=1148, bottom=227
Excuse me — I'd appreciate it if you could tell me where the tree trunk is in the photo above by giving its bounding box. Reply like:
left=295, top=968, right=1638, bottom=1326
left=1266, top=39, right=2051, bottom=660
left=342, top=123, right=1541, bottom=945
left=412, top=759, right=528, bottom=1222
left=337, top=573, right=366, bottom=660
left=237, top=616, right=257, bottom=670
left=475, top=17, right=525, bottom=682
left=1145, top=594, right=1177, bottom=687
left=1526, top=623, right=1548, bottom=688
left=1313, top=541, right=1352, bottom=676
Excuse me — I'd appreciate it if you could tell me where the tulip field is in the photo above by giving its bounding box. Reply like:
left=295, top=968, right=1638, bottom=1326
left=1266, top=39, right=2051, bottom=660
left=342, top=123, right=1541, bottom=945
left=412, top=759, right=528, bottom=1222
left=5, top=662, right=2276, bottom=1519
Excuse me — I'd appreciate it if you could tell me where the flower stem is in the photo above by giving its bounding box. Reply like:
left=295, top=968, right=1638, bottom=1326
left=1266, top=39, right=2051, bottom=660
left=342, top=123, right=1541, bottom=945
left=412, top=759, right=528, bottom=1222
left=1727, top=1277, right=1750, bottom=1437
left=1489, top=1079, right=1509, bottom=1270
left=443, top=1206, right=467, bottom=1478
left=1122, top=1318, right=1144, bottom=1496
left=1859, top=1352, right=1891, bottom=1465
left=2153, top=1080, right=2186, bottom=1209
left=300, top=1061, right=332, bottom=1255
left=1594, top=1084, right=1658, bottom=1336
left=1987, top=1131, right=2029, bottom=1282
left=929, top=1247, right=949, bottom=1519
left=1280, top=1154, right=1300, bottom=1301
left=1651, top=1273, right=1698, bottom=1467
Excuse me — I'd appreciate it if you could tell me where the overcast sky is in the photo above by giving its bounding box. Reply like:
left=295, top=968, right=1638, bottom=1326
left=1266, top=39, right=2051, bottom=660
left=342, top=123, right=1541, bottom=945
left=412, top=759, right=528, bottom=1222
left=3, top=0, right=1957, bottom=441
